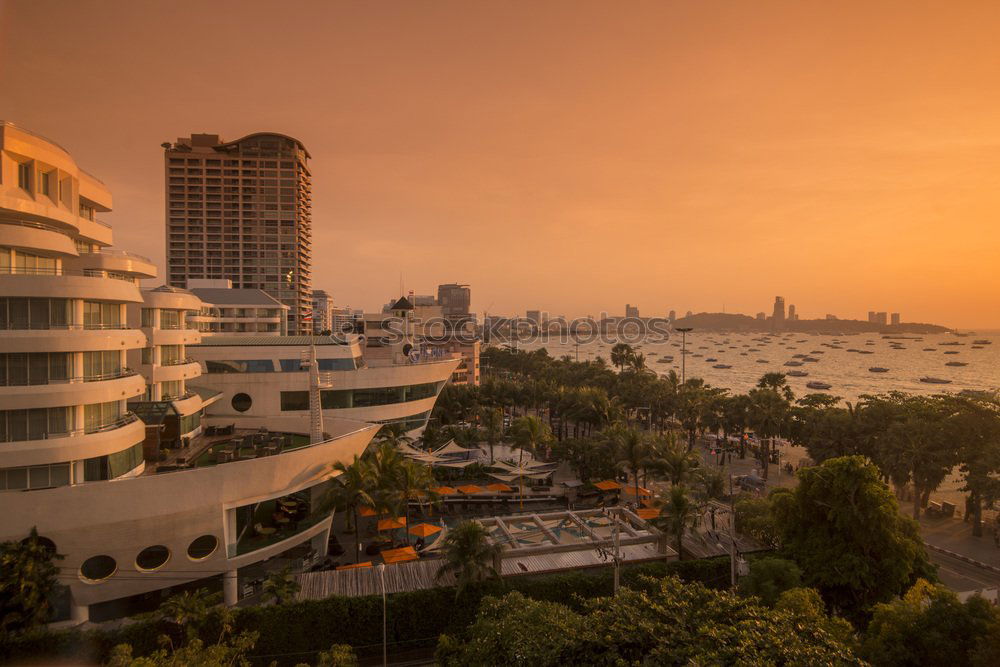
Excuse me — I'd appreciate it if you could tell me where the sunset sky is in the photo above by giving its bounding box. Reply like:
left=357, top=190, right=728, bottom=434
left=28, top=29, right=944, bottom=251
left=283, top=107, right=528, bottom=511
left=3, top=1, right=999, bottom=327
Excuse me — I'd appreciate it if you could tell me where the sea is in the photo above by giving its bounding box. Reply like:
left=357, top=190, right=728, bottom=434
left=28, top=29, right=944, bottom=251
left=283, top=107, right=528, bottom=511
left=514, top=331, right=1000, bottom=402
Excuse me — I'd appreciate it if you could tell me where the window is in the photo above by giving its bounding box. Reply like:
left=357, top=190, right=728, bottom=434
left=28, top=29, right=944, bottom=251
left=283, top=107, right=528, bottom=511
left=140, top=308, right=155, bottom=327
left=279, top=382, right=444, bottom=412
left=38, top=170, right=52, bottom=196
left=83, top=401, right=123, bottom=433
left=231, top=393, right=252, bottom=412
left=83, top=442, right=142, bottom=481
left=0, top=407, right=71, bottom=442
left=83, top=351, right=122, bottom=380
left=0, top=463, right=71, bottom=491
left=0, top=353, right=70, bottom=386
left=187, top=535, right=218, bottom=560
left=17, top=162, right=31, bottom=191
left=135, top=545, right=170, bottom=571
left=141, top=347, right=154, bottom=365
left=160, top=310, right=182, bottom=329
left=205, top=359, right=274, bottom=373
left=279, top=359, right=303, bottom=372
left=160, top=345, right=182, bottom=365
left=160, top=380, right=182, bottom=399
left=83, top=302, right=122, bottom=329
left=80, top=555, right=117, bottom=582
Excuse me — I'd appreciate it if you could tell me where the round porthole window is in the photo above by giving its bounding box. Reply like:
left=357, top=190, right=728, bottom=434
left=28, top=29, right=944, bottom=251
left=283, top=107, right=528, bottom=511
left=80, top=555, right=117, bottom=582
left=231, top=393, right=252, bottom=413
left=135, top=545, right=170, bottom=571
left=187, top=535, right=219, bottom=561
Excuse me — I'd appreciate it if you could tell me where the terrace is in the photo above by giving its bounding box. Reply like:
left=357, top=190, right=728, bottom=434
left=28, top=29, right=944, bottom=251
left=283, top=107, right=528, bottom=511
left=145, top=425, right=314, bottom=473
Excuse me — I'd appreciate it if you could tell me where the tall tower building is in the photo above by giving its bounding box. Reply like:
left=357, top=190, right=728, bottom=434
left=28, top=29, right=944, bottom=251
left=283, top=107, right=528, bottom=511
left=163, top=133, right=313, bottom=334
left=625, top=303, right=639, bottom=318
left=788, top=304, right=796, bottom=321
left=437, top=283, right=471, bottom=320
left=891, top=312, right=900, bottom=325
left=772, top=296, right=786, bottom=326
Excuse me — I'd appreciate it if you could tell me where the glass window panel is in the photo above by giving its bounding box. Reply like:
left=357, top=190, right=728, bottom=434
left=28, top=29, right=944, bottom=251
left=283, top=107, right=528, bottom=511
left=50, top=464, right=70, bottom=487
left=7, top=468, right=27, bottom=489
left=29, top=466, right=49, bottom=489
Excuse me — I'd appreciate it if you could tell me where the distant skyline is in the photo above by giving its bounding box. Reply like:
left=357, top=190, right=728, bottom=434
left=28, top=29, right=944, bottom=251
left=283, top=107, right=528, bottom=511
left=3, top=1, right=1000, bottom=328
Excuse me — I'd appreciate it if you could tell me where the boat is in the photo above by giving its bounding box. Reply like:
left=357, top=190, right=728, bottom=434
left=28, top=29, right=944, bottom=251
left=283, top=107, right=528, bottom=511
left=869, top=367, right=890, bottom=373
left=945, top=361, right=968, bottom=367
left=712, top=364, right=732, bottom=369
left=973, top=339, right=992, bottom=345
left=920, top=377, right=952, bottom=384
left=922, top=348, right=935, bottom=351
left=806, top=381, right=832, bottom=390
left=859, top=350, right=874, bottom=355
left=756, top=359, right=769, bottom=364
left=706, top=358, right=718, bottom=362
left=787, top=370, right=809, bottom=377
left=803, top=357, right=820, bottom=362
left=784, top=361, right=804, bottom=367
left=944, top=351, right=959, bottom=355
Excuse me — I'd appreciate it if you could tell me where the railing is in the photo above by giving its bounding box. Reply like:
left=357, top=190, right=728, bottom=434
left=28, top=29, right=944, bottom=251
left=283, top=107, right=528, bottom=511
left=0, top=322, right=132, bottom=331
left=0, top=367, right=139, bottom=385
left=161, top=389, right=197, bottom=402
left=0, top=219, right=70, bottom=235
left=78, top=248, right=153, bottom=264
left=160, top=356, right=195, bottom=366
left=83, top=367, right=137, bottom=382
left=0, top=266, right=139, bottom=283
left=0, top=412, right=140, bottom=443
left=85, top=412, right=140, bottom=435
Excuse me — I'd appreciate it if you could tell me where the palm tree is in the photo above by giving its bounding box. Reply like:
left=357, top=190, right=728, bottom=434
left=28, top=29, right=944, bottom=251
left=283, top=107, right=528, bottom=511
left=328, top=455, right=375, bottom=560
left=479, top=406, right=504, bottom=463
left=0, top=527, right=64, bottom=634
left=757, top=372, right=794, bottom=402
left=610, top=343, right=634, bottom=372
left=748, top=387, right=789, bottom=480
left=509, top=416, right=555, bottom=501
left=648, top=432, right=700, bottom=487
left=435, top=521, right=503, bottom=598
left=612, top=427, right=651, bottom=501
left=262, top=565, right=301, bottom=605
left=374, top=421, right=414, bottom=449
left=654, top=485, right=698, bottom=559
left=394, top=459, right=439, bottom=545
left=159, top=588, right=219, bottom=642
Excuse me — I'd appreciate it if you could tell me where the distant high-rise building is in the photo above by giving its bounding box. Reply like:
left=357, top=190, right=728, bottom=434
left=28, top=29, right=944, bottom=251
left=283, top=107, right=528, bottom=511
left=826, top=314, right=838, bottom=320
left=625, top=304, right=639, bottom=318
left=788, top=304, right=796, bottom=321
left=868, top=311, right=877, bottom=323
left=437, top=283, right=471, bottom=320
left=668, top=310, right=676, bottom=322
left=312, top=289, right=333, bottom=334
left=526, top=310, right=542, bottom=324
left=164, top=132, right=313, bottom=334
left=876, top=312, right=888, bottom=326
left=756, top=312, right=767, bottom=320
left=685, top=310, right=693, bottom=318
left=772, top=296, right=786, bottom=326
left=891, top=312, right=901, bottom=325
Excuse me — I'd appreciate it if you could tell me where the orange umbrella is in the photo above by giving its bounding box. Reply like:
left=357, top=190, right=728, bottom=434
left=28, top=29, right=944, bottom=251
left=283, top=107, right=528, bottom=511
left=594, top=480, right=621, bottom=491
left=486, top=482, right=512, bottom=492
left=377, top=517, right=407, bottom=531
left=457, top=484, right=483, bottom=494
left=381, top=546, right=419, bottom=564
left=336, top=561, right=372, bottom=570
left=432, top=486, right=457, bottom=495
left=636, top=508, right=661, bottom=520
left=358, top=506, right=377, bottom=517
left=409, top=523, right=442, bottom=538
left=623, top=486, right=652, bottom=497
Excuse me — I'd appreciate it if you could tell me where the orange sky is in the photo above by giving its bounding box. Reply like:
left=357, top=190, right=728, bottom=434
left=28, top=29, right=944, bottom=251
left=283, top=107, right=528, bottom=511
left=3, top=1, right=999, bottom=327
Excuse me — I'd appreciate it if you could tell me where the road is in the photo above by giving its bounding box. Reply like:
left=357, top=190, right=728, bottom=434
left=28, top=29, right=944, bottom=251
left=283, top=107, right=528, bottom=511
left=928, top=548, right=1000, bottom=592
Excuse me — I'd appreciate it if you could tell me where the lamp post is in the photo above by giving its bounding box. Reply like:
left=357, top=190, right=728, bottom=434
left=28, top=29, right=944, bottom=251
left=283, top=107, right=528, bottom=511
left=675, top=327, right=693, bottom=384
left=377, top=563, right=387, bottom=667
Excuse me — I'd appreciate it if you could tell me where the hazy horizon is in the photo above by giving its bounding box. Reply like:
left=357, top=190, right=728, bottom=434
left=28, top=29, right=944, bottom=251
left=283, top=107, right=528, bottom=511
left=3, top=1, right=999, bottom=327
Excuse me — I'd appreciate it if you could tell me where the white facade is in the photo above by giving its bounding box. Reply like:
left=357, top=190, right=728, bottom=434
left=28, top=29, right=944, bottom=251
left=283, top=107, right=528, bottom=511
left=0, top=124, right=380, bottom=624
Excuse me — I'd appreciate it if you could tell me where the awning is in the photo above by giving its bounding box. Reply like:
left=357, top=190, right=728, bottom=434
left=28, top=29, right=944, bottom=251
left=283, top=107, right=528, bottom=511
left=409, top=523, right=442, bottom=538
left=432, top=486, right=457, bottom=495
left=486, top=482, right=513, bottom=492
left=381, top=546, right=419, bottom=564
left=358, top=506, right=377, bottom=517
left=377, top=517, right=407, bottom=531
left=636, top=508, right=660, bottom=520
left=623, top=486, right=653, bottom=497
left=336, top=561, right=373, bottom=571
left=432, top=440, right=480, bottom=456
left=457, top=484, right=483, bottom=494
left=594, top=480, right=621, bottom=491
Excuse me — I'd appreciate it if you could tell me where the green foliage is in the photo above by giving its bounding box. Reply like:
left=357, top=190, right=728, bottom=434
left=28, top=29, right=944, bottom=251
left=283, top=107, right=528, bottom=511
left=862, top=579, right=1000, bottom=667
left=738, top=556, right=802, bottom=606
left=263, top=566, right=301, bottom=606
left=438, top=576, right=862, bottom=666
left=435, top=520, right=503, bottom=597
left=771, top=456, right=934, bottom=620
left=734, top=493, right=781, bottom=549
left=0, top=526, right=64, bottom=637
left=0, top=558, right=737, bottom=665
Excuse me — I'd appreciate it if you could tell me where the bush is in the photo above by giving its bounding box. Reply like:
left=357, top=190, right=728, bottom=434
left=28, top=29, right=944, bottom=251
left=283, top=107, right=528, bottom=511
left=0, top=556, right=741, bottom=665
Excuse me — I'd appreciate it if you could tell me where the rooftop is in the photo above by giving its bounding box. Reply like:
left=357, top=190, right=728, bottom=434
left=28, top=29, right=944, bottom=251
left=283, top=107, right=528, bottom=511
left=193, top=335, right=352, bottom=346
left=189, top=287, right=286, bottom=307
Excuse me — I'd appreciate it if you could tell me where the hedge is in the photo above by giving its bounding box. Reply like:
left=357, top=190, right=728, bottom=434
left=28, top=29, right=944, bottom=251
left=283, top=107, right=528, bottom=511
left=0, top=556, right=740, bottom=665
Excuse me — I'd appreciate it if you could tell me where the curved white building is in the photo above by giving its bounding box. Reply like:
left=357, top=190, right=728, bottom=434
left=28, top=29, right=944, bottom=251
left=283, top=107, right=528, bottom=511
left=0, top=123, right=379, bottom=624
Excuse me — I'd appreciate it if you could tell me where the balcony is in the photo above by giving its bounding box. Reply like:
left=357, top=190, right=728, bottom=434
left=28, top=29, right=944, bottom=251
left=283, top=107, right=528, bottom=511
left=160, top=356, right=195, bottom=367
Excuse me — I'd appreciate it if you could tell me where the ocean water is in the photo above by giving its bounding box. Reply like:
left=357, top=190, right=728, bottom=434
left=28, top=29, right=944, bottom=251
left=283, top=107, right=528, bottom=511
left=515, top=331, right=1000, bottom=402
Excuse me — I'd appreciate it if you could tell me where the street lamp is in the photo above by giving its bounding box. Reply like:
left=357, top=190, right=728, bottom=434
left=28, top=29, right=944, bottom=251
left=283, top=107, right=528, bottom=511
left=377, top=563, right=387, bottom=667
left=675, top=327, right=693, bottom=384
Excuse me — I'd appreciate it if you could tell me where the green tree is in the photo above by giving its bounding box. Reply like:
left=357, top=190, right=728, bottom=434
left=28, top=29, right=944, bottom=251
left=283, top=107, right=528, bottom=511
left=648, top=432, right=700, bottom=487
left=326, top=455, right=375, bottom=560
left=437, top=577, right=862, bottom=666
left=0, top=527, right=63, bottom=636
left=654, top=485, right=699, bottom=559
left=862, top=579, right=1000, bottom=667
left=479, top=405, right=505, bottom=464
left=435, top=521, right=504, bottom=598
left=748, top=386, right=790, bottom=480
left=734, top=494, right=781, bottom=549
left=310, top=644, right=359, bottom=667
left=262, top=565, right=300, bottom=605
left=771, top=456, right=934, bottom=620
left=610, top=342, right=634, bottom=372
left=611, top=426, right=651, bottom=500
left=158, top=588, right=219, bottom=643
left=738, top=557, right=803, bottom=606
